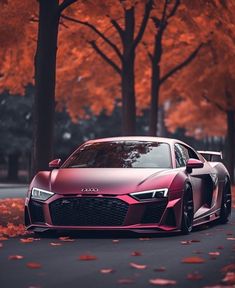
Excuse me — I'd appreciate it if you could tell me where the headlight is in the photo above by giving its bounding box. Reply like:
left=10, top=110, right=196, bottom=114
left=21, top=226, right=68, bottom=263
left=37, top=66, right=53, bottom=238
left=31, top=188, right=54, bottom=201
left=130, top=188, right=168, bottom=201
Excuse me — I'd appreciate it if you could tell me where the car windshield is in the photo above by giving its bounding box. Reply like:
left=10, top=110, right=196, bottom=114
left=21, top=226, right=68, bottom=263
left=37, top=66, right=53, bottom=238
left=64, top=141, right=172, bottom=169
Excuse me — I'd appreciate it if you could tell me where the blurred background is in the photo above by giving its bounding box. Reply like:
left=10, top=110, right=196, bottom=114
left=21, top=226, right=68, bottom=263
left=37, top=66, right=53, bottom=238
left=0, top=0, right=234, bottom=183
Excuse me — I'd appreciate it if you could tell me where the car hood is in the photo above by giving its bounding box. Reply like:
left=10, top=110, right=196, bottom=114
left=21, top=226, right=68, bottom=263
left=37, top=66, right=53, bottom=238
left=49, top=168, right=171, bottom=195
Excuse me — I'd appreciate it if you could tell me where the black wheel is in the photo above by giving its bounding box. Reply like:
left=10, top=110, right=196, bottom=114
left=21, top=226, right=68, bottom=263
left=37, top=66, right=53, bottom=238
left=181, top=184, right=194, bottom=234
left=219, top=178, right=232, bottom=224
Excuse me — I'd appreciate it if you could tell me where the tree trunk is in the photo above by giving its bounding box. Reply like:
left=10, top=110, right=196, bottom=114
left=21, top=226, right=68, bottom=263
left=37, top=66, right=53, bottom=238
left=226, top=110, right=235, bottom=184
left=121, top=7, right=136, bottom=136
left=7, top=153, right=19, bottom=182
left=32, top=0, right=59, bottom=177
left=149, top=64, right=160, bottom=136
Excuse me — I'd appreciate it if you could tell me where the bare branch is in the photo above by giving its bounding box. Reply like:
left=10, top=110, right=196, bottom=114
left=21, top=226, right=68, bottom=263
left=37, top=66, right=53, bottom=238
left=160, top=43, right=204, bottom=85
left=59, top=0, right=77, bottom=14
left=203, top=94, right=226, bottom=113
left=133, top=0, right=153, bottom=50
left=61, top=14, right=123, bottom=61
left=89, top=40, right=121, bottom=75
left=110, top=18, right=124, bottom=42
left=167, top=0, right=180, bottom=19
left=161, top=0, right=168, bottom=22
left=142, top=41, right=153, bottom=61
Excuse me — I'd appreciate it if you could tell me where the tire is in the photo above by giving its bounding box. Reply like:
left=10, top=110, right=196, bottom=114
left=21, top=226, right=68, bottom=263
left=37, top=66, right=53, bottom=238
left=181, top=183, right=194, bottom=234
left=219, top=178, right=232, bottom=224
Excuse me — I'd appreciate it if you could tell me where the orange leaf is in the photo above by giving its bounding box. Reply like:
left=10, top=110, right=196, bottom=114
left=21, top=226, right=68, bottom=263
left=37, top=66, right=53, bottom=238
left=182, top=256, right=205, bottom=264
left=181, top=240, right=191, bottom=245
left=0, top=237, right=8, bottom=241
left=59, top=236, right=75, bottom=242
left=129, top=262, right=147, bottom=270
left=139, top=238, right=151, bottom=241
left=79, top=254, right=97, bottom=261
left=8, top=255, right=24, bottom=260
left=20, top=238, right=34, bottom=243
left=26, top=262, right=42, bottom=269
left=149, top=278, right=176, bottom=285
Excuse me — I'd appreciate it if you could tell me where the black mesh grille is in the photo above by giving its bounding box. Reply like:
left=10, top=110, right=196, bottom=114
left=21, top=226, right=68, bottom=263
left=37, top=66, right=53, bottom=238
left=49, top=197, right=129, bottom=226
left=164, top=208, right=176, bottom=226
left=141, top=202, right=167, bottom=224
left=29, top=201, right=45, bottom=223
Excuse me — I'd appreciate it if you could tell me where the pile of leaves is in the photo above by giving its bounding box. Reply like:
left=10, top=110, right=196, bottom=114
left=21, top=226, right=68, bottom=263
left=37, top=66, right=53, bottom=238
left=0, top=198, right=26, bottom=237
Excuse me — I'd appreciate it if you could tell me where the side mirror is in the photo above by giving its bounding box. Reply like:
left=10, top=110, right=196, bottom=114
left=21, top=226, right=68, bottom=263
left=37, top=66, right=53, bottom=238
left=49, top=158, right=62, bottom=168
left=186, top=158, right=204, bottom=173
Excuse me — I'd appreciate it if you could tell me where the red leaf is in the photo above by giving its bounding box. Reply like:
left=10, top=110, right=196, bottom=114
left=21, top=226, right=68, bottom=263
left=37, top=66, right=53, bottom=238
left=0, top=243, right=3, bottom=248
left=79, top=254, right=97, bottom=261
left=131, top=251, right=142, bottom=256
left=222, top=272, right=235, bottom=285
left=187, top=272, right=203, bottom=280
left=0, top=237, right=8, bottom=241
left=149, top=278, right=176, bottom=285
left=8, top=255, right=24, bottom=260
left=191, top=239, right=200, bottom=243
left=217, top=246, right=224, bottom=250
left=221, top=263, right=235, bottom=273
left=50, top=242, right=62, bottom=246
left=209, top=251, right=220, bottom=258
left=100, top=268, right=114, bottom=274
left=117, top=278, right=135, bottom=284
left=20, top=238, right=34, bottom=243
left=182, top=256, right=205, bottom=264
left=59, top=236, right=75, bottom=242
left=129, top=262, right=147, bottom=270
left=26, top=262, right=42, bottom=269
left=227, top=237, right=235, bottom=241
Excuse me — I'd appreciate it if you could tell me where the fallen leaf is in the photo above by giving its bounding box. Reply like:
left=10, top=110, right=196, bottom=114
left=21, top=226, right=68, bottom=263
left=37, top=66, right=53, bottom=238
left=100, top=268, right=114, bottom=274
left=149, top=278, right=176, bottom=285
left=129, top=262, right=147, bottom=270
left=222, top=272, right=235, bottom=285
left=154, top=267, right=166, bottom=272
left=209, top=252, right=220, bottom=258
left=139, top=238, right=151, bottom=241
left=50, top=242, right=62, bottom=246
left=0, top=243, right=3, bottom=248
left=191, top=239, right=200, bottom=243
left=26, top=262, right=42, bottom=269
left=117, top=278, right=135, bottom=284
left=221, top=264, right=235, bottom=273
left=79, top=254, right=97, bottom=261
left=187, top=271, right=203, bottom=280
left=227, top=238, right=235, bottom=241
left=131, top=251, right=142, bottom=256
left=182, top=256, right=205, bottom=264
left=193, top=250, right=203, bottom=254
left=181, top=240, right=191, bottom=245
left=20, top=238, right=34, bottom=243
left=0, top=237, right=8, bottom=241
left=59, top=236, right=75, bottom=242
left=112, top=239, right=120, bottom=243
left=8, top=255, right=24, bottom=260
left=217, top=246, right=224, bottom=250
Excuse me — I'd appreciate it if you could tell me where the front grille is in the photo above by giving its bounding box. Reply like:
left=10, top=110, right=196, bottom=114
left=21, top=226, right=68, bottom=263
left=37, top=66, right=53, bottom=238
left=49, top=197, right=129, bottom=226
left=141, top=201, right=167, bottom=224
left=29, top=201, right=45, bottom=223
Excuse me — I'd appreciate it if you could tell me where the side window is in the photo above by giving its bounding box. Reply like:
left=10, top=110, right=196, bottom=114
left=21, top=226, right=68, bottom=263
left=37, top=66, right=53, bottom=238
left=174, top=144, right=199, bottom=168
left=174, top=144, right=186, bottom=167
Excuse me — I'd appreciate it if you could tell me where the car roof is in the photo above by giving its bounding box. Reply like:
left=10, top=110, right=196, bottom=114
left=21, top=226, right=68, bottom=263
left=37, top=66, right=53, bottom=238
left=85, top=136, right=185, bottom=146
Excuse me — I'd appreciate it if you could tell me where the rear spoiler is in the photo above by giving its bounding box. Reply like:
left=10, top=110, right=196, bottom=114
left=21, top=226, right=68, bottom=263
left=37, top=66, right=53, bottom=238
left=197, top=151, right=223, bottom=162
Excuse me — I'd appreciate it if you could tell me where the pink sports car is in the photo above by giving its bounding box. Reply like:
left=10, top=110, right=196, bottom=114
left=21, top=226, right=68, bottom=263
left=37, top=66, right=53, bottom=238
left=25, top=137, right=231, bottom=234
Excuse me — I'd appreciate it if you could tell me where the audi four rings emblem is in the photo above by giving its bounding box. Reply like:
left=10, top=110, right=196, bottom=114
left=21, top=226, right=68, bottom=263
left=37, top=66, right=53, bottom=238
left=81, top=188, right=99, bottom=192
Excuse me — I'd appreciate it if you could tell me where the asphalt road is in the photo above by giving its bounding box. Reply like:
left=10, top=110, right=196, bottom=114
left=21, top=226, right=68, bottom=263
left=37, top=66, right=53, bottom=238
left=0, top=183, right=28, bottom=198
left=0, top=186, right=234, bottom=288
